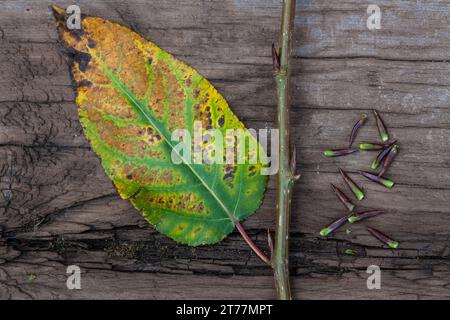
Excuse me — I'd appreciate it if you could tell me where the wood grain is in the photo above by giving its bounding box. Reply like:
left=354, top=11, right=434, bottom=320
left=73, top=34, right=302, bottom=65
left=0, top=0, right=449, bottom=299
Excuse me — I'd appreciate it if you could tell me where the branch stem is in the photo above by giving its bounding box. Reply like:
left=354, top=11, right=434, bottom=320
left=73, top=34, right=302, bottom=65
left=273, top=0, right=297, bottom=300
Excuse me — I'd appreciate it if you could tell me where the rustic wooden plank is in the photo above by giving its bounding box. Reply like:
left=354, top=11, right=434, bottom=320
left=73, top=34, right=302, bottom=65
left=0, top=246, right=448, bottom=299
left=1, top=0, right=449, bottom=299
left=3, top=0, right=450, bottom=60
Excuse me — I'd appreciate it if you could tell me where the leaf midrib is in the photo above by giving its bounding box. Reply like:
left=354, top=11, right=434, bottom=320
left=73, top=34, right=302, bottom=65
left=94, top=54, right=238, bottom=225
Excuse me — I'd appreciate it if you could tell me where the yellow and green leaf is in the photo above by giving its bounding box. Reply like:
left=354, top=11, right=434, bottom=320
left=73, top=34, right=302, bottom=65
left=52, top=6, right=267, bottom=246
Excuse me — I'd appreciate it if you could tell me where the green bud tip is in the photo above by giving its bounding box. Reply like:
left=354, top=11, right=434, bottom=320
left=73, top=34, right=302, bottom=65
left=320, top=228, right=331, bottom=237
left=381, top=133, right=389, bottom=142
left=383, top=179, right=395, bottom=189
left=323, top=150, right=334, bottom=157
left=371, top=160, right=379, bottom=170
left=354, top=189, right=365, bottom=201
left=348, top=215, right=358, bottom=223
left=359, top=143, right=371, bottom=150
left=344, top=249, right=356, bottom=256
left=388, top=241, right=399, bottom=249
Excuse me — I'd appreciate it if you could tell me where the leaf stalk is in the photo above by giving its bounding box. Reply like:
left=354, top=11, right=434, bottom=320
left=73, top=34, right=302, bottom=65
left=235, top=222, right=271, bottom=266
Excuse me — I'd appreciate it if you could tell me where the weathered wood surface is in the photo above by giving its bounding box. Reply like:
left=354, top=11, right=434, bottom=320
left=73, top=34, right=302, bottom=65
left=1, top=0, right=449, bottom=299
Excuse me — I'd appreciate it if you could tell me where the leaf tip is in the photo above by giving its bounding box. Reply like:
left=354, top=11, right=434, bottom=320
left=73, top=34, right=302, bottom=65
left=50, top=4, right=65, bottom=17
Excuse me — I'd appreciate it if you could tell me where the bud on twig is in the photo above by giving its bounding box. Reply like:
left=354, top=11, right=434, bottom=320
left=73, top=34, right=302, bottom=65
left=272, top=43, right=280, bottom=70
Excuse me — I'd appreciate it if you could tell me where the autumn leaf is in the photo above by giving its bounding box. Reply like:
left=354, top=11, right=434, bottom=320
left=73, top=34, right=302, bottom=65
left=52, top=6, right=268, bottom=246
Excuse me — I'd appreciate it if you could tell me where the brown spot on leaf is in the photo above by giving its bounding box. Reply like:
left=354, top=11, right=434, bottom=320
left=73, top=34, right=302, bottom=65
left=87, top=38, right=96, bottom=48
left=77, top=80, right=93, bottom=87
left=73, top=50, right=91, bottom=72
left=218, top=115, right=225, bottom=127
left=69, top=28, right=84, bottom=41
left=223, top=172, right=234, bottom=189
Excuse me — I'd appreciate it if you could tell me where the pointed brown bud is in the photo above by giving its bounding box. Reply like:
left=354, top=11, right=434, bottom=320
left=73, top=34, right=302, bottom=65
left=272, top=43, right=280, bottom=70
